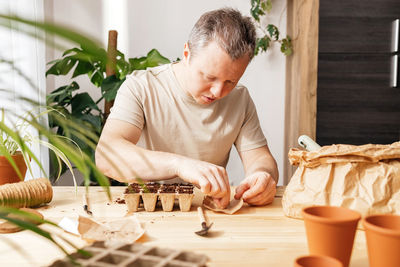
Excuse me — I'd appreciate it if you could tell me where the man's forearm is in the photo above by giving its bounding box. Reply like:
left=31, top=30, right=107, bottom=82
left=96, top=138, right=181, bottom=183
left=241, top=146, right=279, bottom=183
left=245, top=154, right=278, bottom=183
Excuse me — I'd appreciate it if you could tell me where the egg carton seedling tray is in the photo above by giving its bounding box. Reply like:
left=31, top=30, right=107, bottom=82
left=124, top=183, right=195, bottom=212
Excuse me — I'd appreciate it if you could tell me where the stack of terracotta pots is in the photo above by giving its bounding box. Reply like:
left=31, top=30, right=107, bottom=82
left=295, top=205, right=400, bottom=267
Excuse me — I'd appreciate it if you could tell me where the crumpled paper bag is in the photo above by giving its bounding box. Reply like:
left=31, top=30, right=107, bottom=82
left=59, top=215, right=145, bottom=246
left=282, top=141, right=400, bottom=218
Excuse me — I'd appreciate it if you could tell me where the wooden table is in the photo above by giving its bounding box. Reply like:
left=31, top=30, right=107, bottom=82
left=0, top=186, right=369, bottom=267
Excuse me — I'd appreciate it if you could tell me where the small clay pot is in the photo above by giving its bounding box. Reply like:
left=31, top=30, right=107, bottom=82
left=363, top=214, right=400, bottom=267
left=302, top=206, right=360, bottom=267
left=294, top=255, right=343, bottom=267
left=0, top=152, right=27, bottom=185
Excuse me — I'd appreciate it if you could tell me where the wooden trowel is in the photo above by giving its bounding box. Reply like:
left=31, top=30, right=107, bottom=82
left=195, top=206, right=213, bottom=236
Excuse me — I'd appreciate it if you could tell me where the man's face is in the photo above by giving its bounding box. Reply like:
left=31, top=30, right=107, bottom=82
left=182, top=41, right=250, bottom=105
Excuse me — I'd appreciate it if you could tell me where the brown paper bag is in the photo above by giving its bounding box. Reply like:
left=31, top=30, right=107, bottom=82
left=282, top=142, right=400, bottom=218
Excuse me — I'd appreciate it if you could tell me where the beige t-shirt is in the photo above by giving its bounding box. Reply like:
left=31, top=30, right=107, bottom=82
left=108, top=63, right=267, bottom=167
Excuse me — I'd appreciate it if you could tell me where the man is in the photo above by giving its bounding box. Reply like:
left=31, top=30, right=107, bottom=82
left=95, top=8, right=278, bottom=209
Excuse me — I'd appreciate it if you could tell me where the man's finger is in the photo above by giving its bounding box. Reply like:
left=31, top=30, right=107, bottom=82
left=198, top=176, right=211, bottom=194
left=210, top=168, right=228, bottom=197
left=234, top=180, right=250, bottom=199
left=245, top=190, right=268, bottom=203
left=242, top=178, right=266, bottom=200
left=214, top=193, right=230, bottom=209
left=245, top=179, right=276, bottom=205
left=246, top=190, right=274, bottom=205
left=206, top=174, right=221, bottom=196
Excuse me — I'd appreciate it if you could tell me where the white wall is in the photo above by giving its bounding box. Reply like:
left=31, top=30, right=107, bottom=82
left=46, top=0, right=287, bottom=186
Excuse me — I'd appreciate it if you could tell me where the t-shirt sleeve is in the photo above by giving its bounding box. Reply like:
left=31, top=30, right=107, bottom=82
left=234, top=90, right=267, bottom=152
left=107, top=75, right=145, bottom=129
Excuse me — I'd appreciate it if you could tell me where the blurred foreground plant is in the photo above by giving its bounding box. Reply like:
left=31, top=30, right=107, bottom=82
left=0, top=13, right=119, bottom=261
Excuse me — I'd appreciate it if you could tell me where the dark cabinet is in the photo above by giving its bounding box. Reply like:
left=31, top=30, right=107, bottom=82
left=316, top=0, right=400, bottom=145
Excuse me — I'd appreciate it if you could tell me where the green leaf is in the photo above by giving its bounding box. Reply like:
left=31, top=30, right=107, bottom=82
left=267, top=24, right=279, bottom=41
left=47, top=82, right=80, bottom=105
left=116, top=50, right=130, bottom=79
left=146, top=49, right=170, bottom=66
left=72, top=61, right=93, bottom=78
left=89, top=68, right=104, bottom=87
left=101, top=75, right=125, bottom=101
left=62, top=47, right=82, bottom=57
left=45, top=59, right=63, bottom=76
left=261, top=0, right=272, bottom=13
left=79, top=113, right=102, bottom=133
left=71, top=93, right=100, bottom=115
left=129, top=57, right=148, bottom=71
left=250, top=0, right=262, bottom=22
left=45, top=56, right=77, bottom=76
left=254, top=35, right=271, bottom=55
left=128, top=49, right=170, bottom=73
left=281, top=36, right=293, bottom=56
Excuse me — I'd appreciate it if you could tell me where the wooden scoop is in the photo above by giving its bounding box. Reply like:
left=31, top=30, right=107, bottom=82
left=195, top=206, right=213, bottom=236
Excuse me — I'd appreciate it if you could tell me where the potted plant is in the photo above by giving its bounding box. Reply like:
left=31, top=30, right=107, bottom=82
left=0, top=108, right=78, bottom=185
left=0, top=150, right=27, bottom=185
left=0, top=110, right=27, bottom=185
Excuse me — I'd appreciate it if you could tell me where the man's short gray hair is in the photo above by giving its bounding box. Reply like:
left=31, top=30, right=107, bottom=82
left=188, top=8, right=256, bottom=61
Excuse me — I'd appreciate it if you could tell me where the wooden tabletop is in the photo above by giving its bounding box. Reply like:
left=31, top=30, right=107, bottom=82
left=0, top=186, right=369, bottom=267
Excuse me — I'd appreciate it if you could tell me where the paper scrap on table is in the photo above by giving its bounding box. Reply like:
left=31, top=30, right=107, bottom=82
left=58, top=217, right=79, bottom=235
left=203, top=196, right=243, bottom=214
left=58, top=215, right=145, bottom=246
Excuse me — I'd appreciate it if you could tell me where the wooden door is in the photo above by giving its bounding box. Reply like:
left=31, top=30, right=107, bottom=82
left=317, top=0, right=400, bottom=145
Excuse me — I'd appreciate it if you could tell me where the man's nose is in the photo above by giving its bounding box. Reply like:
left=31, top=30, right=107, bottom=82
left=210, top=82, right=224, bottom=98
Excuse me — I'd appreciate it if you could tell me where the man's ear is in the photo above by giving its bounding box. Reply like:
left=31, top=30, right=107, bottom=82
left=182, top=42, right=191, bottom=65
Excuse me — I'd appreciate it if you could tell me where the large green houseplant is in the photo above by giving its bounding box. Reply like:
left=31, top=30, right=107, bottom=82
left=46, top=47, right=170, bottom=181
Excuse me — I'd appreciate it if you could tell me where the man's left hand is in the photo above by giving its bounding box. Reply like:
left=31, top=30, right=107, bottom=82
left=234, top=172, right=276, bottom=206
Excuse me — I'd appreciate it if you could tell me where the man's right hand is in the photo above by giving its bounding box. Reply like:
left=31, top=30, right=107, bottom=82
left=174, top=157, right=230, bottom=209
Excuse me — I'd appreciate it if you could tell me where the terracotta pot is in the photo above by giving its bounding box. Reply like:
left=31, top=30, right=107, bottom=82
left=0, top=152, right=27, bottom=185
left=302, top=206, right=361, bottom=267
left=294, top=255, right=343, bottom=267
left=363, top=214, right=400, bottom=267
